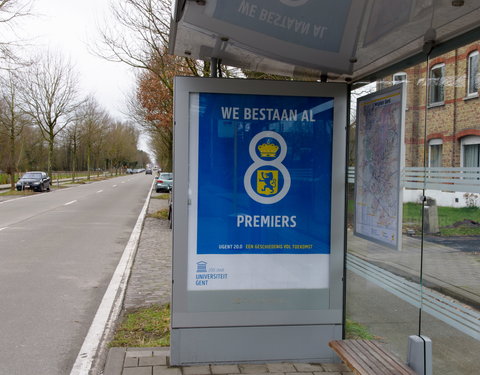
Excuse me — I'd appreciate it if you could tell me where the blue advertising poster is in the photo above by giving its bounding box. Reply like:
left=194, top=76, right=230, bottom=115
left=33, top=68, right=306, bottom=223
left=196, top=93, right=333, bottom=256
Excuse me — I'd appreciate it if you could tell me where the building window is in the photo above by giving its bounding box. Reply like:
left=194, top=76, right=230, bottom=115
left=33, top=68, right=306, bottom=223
left=429, top=63, right=445, bottom=105
left=461, top=136, right=480, bottom=168
left=393, top=72, right=407, bottom=85
left=467, top=51, right=479, bottom=96
left=428, top=139, right=443, bottom=168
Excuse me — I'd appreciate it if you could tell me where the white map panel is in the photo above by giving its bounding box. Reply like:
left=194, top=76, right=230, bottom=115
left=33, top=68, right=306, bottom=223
left=354, top=85, right=405, bottom=250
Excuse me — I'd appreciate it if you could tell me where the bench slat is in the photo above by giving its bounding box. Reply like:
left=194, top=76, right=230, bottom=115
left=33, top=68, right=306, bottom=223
left=340, top=341, right=379, bottom=374
left=353, top=340, right=414, bottom=375
left=349, top=340, right=400, bottom=375
left=370, top=341, right=417, bottom=375
left=329, top=340, right=417, bottom=375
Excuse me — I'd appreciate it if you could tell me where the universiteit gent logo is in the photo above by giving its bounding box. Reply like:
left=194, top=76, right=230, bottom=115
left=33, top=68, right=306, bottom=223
left=244, top=131, right=291, bottom=204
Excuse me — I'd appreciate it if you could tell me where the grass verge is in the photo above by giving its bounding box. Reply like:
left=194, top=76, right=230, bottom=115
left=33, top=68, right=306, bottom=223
left=148, top=209, right=169, bottom=220
left=0, top=189, right=35, bottom=196
left=110, top=304, right=170, bottom=347
left=345, top=319, right=376, bottom=340
left=151, top=194, right=170, bottom=200
left=403, top=202, right=480, bottom=236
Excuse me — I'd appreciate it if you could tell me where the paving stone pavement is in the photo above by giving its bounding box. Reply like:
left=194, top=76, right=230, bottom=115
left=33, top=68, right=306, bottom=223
left=103, top=191, right=353, bottom=375
left=103, top=347, right=353, bottom=375
left=123, top=193, right=172, bottom=310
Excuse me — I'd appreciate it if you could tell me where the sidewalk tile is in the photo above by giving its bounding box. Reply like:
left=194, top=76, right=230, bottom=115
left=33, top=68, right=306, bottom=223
left=124, top=357, right=139, bottom=367
left=126, top=350, right=154, bottom=358
left=103, top=347, right=126, bottom=375
left=286, top=372, right=313, bottom=375
left=123, top=367, right=153, bottom=375
left=153, top=366, right=182, bottom=375
left=238, top=364, right=268, bottom=374
left=320, top=364, right=349, bottom=372
left=267, top=363, right=297, bottom=372
left=182, top=365, right=211, bottom=375
left=211, top=364, right=240, bottom=374
left=292, top=363, right=324, bottom=372
left=140, top=356, right=168, bottom=366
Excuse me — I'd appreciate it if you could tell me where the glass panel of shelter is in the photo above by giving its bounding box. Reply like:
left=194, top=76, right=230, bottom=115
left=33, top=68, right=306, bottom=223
left=347, top=38, right=480, bottom=374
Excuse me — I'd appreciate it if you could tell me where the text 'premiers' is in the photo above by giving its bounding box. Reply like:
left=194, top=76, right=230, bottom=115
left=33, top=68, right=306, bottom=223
left=237, top=214, right=297, bottom=227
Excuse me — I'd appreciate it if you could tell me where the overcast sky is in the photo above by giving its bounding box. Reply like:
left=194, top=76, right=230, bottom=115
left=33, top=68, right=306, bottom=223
left=13, top=0, right=136, bottom=123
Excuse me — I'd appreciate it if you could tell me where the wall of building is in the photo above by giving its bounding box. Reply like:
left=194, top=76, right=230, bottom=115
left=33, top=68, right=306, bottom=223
left=386, top=42, right=480, bottom=168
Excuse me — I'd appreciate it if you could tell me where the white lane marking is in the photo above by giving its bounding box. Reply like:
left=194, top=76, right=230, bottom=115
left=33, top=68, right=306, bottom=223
left=112, top=185, right=117, bottom=188
left=70, top=179, right=154, bottom=375
left=0, top=195, right=34, bottom=204
left=97, top=190, right=103, bottom=193
left=0, top=227, right=7, bottom=231
left=121, top=181, right=125, bottom=184
left=64, top=200, right=77, bottom=206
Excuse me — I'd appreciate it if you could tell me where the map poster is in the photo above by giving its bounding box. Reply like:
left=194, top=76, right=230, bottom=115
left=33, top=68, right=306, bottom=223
left=354, top=85, right=405, bottom=250
left=188, top=92, right=334, bottom=290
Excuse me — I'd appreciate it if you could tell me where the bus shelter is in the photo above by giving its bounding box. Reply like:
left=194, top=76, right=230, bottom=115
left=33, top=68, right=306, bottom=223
left=168, top=2, right=480, bottom=373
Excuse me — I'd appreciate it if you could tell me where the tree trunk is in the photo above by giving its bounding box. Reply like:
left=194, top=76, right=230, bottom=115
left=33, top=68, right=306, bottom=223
left=48, top=128, right=55, bottom=177
left=72, top=131, right=77, bottom=183
left=9, top=125, right=15, bottom=190
left=87, top=143, right=91, bottom=180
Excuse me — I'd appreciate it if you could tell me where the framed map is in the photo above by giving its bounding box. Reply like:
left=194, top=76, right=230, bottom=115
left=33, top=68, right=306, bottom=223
left=354, top=84, right=405, bottom=250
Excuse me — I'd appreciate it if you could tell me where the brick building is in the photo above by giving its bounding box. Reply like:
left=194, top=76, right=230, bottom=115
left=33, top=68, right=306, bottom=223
left=384, top=41, right=480, bottom=169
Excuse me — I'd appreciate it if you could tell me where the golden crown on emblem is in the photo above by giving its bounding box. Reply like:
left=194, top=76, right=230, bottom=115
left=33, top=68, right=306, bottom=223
left=258, top=142, right=279, bottom=157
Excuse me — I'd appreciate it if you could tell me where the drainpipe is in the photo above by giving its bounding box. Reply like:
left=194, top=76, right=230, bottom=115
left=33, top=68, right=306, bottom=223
left=452, top=48, right=458, bottom=167
left=210, top=58, right=218, bottom=78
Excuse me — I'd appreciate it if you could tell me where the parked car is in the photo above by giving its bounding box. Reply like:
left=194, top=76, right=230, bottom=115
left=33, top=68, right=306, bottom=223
left=155, top=172, right=173, bottom=193
left=145, top=169, right=152, bottom=175
left=16, top=171, right=51, bottom=192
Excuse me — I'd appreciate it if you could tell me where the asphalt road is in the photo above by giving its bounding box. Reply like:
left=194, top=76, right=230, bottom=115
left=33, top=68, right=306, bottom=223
left=0, top=174, right=153, bottom=375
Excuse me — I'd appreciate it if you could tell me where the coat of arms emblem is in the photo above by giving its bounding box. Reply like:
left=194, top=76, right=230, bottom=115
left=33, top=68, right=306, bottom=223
left=257, top=170, right=278, bottom=195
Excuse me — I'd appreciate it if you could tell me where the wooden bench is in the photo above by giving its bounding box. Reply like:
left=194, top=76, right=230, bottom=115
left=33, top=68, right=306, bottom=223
left=329, top=340, right=418, bottom=375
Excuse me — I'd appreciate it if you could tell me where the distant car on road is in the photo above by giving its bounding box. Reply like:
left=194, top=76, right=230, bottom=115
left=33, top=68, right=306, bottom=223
left=145, top=169, right=152, bottom=175
left=16, top=171, right=51, bottom=192
left=155, top=172, right=173, bottom=193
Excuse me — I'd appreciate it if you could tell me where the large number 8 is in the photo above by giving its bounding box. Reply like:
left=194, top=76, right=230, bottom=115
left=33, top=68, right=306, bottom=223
left=243, top=131, right=291, bottom=205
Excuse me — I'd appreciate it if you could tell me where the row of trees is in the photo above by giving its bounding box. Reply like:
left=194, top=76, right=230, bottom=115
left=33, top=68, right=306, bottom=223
left=2, top=0, right=292, bottom=190
left=94, top=0, right=211, bottom=172
left=94, top=0, right=290, bottom=173
left=0, top=1, right=150, bottom=189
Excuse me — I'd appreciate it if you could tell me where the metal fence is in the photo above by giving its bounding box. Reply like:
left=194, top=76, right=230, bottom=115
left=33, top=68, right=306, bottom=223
left=348, top=166, right=480, bottom=193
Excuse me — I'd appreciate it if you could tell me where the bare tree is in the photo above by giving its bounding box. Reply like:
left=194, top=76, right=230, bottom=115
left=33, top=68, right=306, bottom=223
left=94, top=0, right=209, bottom=170
left=107, top=121, right=139, bottom=174
left=0, top=0, right=32, bottom=69
left=0, top=71, right=26, bottom=188
left=77, top=96, right=109, bottom=179
left=93, top=0, right=208, bottom=82
left=19, top=51, right=83, bottom=176
left=94, top=0, right=170, bottom=73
